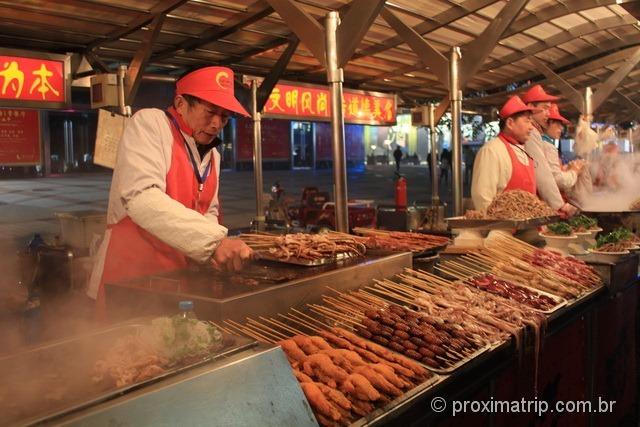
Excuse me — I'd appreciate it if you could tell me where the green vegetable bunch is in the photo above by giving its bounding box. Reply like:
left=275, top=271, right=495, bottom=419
left=546, top=222, right=573, bottom=236
left=596, top=228, right=633, bottom=247
left=568, top=215, right=597, bottom=231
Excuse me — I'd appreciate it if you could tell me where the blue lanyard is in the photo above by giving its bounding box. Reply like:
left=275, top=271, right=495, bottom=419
left=165, top=111, right=212, bottom=192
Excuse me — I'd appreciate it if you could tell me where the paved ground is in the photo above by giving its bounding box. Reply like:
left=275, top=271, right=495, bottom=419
left=0, top=165, right=468, bottom=352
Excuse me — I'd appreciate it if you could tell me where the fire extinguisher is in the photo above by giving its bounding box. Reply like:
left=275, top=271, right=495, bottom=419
left=395, top=174, right=407, bottom=209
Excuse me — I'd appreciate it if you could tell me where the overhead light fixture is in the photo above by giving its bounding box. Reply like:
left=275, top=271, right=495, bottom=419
left=404, top=73, right=415, bottom=77
left=383, top=78, right=391, bottom=81
left=616, top=0, right=623, bottom=4
left=488, top=69, right=495, bottom=73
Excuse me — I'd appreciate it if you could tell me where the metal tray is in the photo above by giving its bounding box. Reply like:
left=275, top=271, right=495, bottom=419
left=350, top=369, right=444, bottom=427
left=255, top=250, right=360, bottom=266
left=341, top=305, right=495, bottom=375
left=446, top=215, right=560, bottom=230
left=367, top=243, right=448, bottom=259
left=459, top=276, right=568, bottom=315
left=1, top=320, right=255, bottom=426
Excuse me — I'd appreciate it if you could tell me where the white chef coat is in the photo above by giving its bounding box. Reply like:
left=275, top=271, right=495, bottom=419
left=540, top=137, right=577, bottom=192
left=471, top=136, right=532, bottom=212
left=524, top=128, right=565, bottom=210
left=88, top=108, right=227, bottom=299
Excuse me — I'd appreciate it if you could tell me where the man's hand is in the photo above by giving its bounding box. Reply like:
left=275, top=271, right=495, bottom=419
left=210, top=238, right=254, bottom=272
left=558, top=202, right=578, bottom=219
left=569, top=159, right=586, bottom=175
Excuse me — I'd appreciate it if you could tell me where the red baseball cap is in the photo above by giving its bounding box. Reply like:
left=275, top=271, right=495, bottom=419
left=521, top=84, right=560, bottom=104
left=547, top=103, right=570, bottom=124
left=176, top=66, right=250, bottom=117
left=499, top=96, right=538, bottom=119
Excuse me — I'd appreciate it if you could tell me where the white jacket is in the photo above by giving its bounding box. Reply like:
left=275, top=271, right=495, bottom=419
left=471, top=136, right=532, bottom=212
left=88, top=108, right=227, bottom=299
left=525, top=128, right=565, bottom=210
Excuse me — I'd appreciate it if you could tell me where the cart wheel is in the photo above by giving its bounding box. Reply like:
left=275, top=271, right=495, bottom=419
left=316, top=221, right=333, bottom=233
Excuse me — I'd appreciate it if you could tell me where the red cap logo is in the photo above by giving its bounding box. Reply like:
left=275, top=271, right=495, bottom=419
left=215, top=71, right=231, bottom=90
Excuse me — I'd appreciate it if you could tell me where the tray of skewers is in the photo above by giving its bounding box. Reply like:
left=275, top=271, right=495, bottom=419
left=240, top=232, right=367, bottom=267
left=352, top=228, right=451, bottom=258
left=456, top=273, right=567, bottom=315
left=309, top=287, right=499, bottom=375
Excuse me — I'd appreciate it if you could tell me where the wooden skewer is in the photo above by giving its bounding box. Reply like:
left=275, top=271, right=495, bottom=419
left=245, top=318, right=288, bottom=340
left=434, top=265, right=469, bottom=280
left=310, top=304, right=360, bottom=325
left=410, top=268, right=449, bottom=283
left=338, top=292, right=377, bottom=311
left=376, top=279, right=421, bottom=298
left=369, top=283, right=417, bottom=305
left=355, top=289, right=391, bottom=307
left=325, top=286, right=373, bottom=311
left=436, top=355, right=453, bottom=365
left=322, top=296, right=364, bottom=317
left=280, top=313, right=320, bottom=334
left=224, top=319, right=274, bottom=343
left=260, top=316, right=304, bottom=336
left=444, top=259, right=481, bottom=277
left=366, top=285, right=415, bottom=306
left=290, top=308, right=332, bottom=329
left=208, top=320, right=232, bottom=335
left=308, top=307, right=353, bottom=330
left=398, top=276, right=443, bottom=295
left=247, top=318, right=289, bottom=339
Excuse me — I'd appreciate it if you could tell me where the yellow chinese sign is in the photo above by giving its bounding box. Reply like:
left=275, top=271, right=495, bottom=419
left=264, top=83, right=396, bottom=125
left=0, top=55, right=65, bottom=103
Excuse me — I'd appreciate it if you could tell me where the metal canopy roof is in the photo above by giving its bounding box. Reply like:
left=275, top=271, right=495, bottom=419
left=1, top=0, right=640, bottom=120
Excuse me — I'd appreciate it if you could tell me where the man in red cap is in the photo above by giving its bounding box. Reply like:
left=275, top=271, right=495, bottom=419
left=471, top=96, right=539, bottom=211
left=88, top=66, right=253, bottom=307
left=521, top=84, right=577, bottom=217
left=542, top=103, right=586, bottom=192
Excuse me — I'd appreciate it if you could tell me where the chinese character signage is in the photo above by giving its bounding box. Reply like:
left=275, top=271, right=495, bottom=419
left=0, top=49, right=70, bottom=109
left=0, top=108, right=41, bottom=165
left=263, top=82, right=396, bottom=125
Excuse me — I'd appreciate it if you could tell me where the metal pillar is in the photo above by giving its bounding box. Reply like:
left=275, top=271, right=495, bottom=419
left=429, top=104, right=439, bottom=205
left=326, top=11, right=349, bottom=232
left=117, top=64, right=128, bottom=116
left=449, top=47, right=463, bottom=216
left=251, top=80, right=265, bottom=222
left=40, top=111, right=51, bottom=176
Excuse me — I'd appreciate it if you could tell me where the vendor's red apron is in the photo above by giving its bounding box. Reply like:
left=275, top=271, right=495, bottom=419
left=498, top=133, right=537, bottom=194
left=96, top=111, right=218, bottom=315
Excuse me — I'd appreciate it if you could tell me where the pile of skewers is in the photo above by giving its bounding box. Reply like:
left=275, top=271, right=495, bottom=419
left=310, top=287, right=490, bottom=371
left=361, top=269, right=547, bottom=393
left=352, top=228, right=450, bottom=253
left=479, top=233, right=602, bottom=299
left=239, top=232, right=367, bottom=262
left=436, top=259, right=563, bottom=312
left=216, top=311, right=432, bottom=427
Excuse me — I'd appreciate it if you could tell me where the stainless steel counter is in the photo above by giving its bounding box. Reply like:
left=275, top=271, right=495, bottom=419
left=105, top=252, right=413, bottom=322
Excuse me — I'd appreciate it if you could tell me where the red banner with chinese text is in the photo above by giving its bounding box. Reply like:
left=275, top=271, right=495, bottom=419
left=236, top=117, right=291, bottom=161
left=0, top=108, right=41, bottom=165
left=0, top=55, right=65, bottom=103
left=263, top=83, right=396, bottom=125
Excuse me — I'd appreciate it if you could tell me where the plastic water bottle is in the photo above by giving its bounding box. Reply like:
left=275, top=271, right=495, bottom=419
left=179, top=300, right=196, bottom=319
